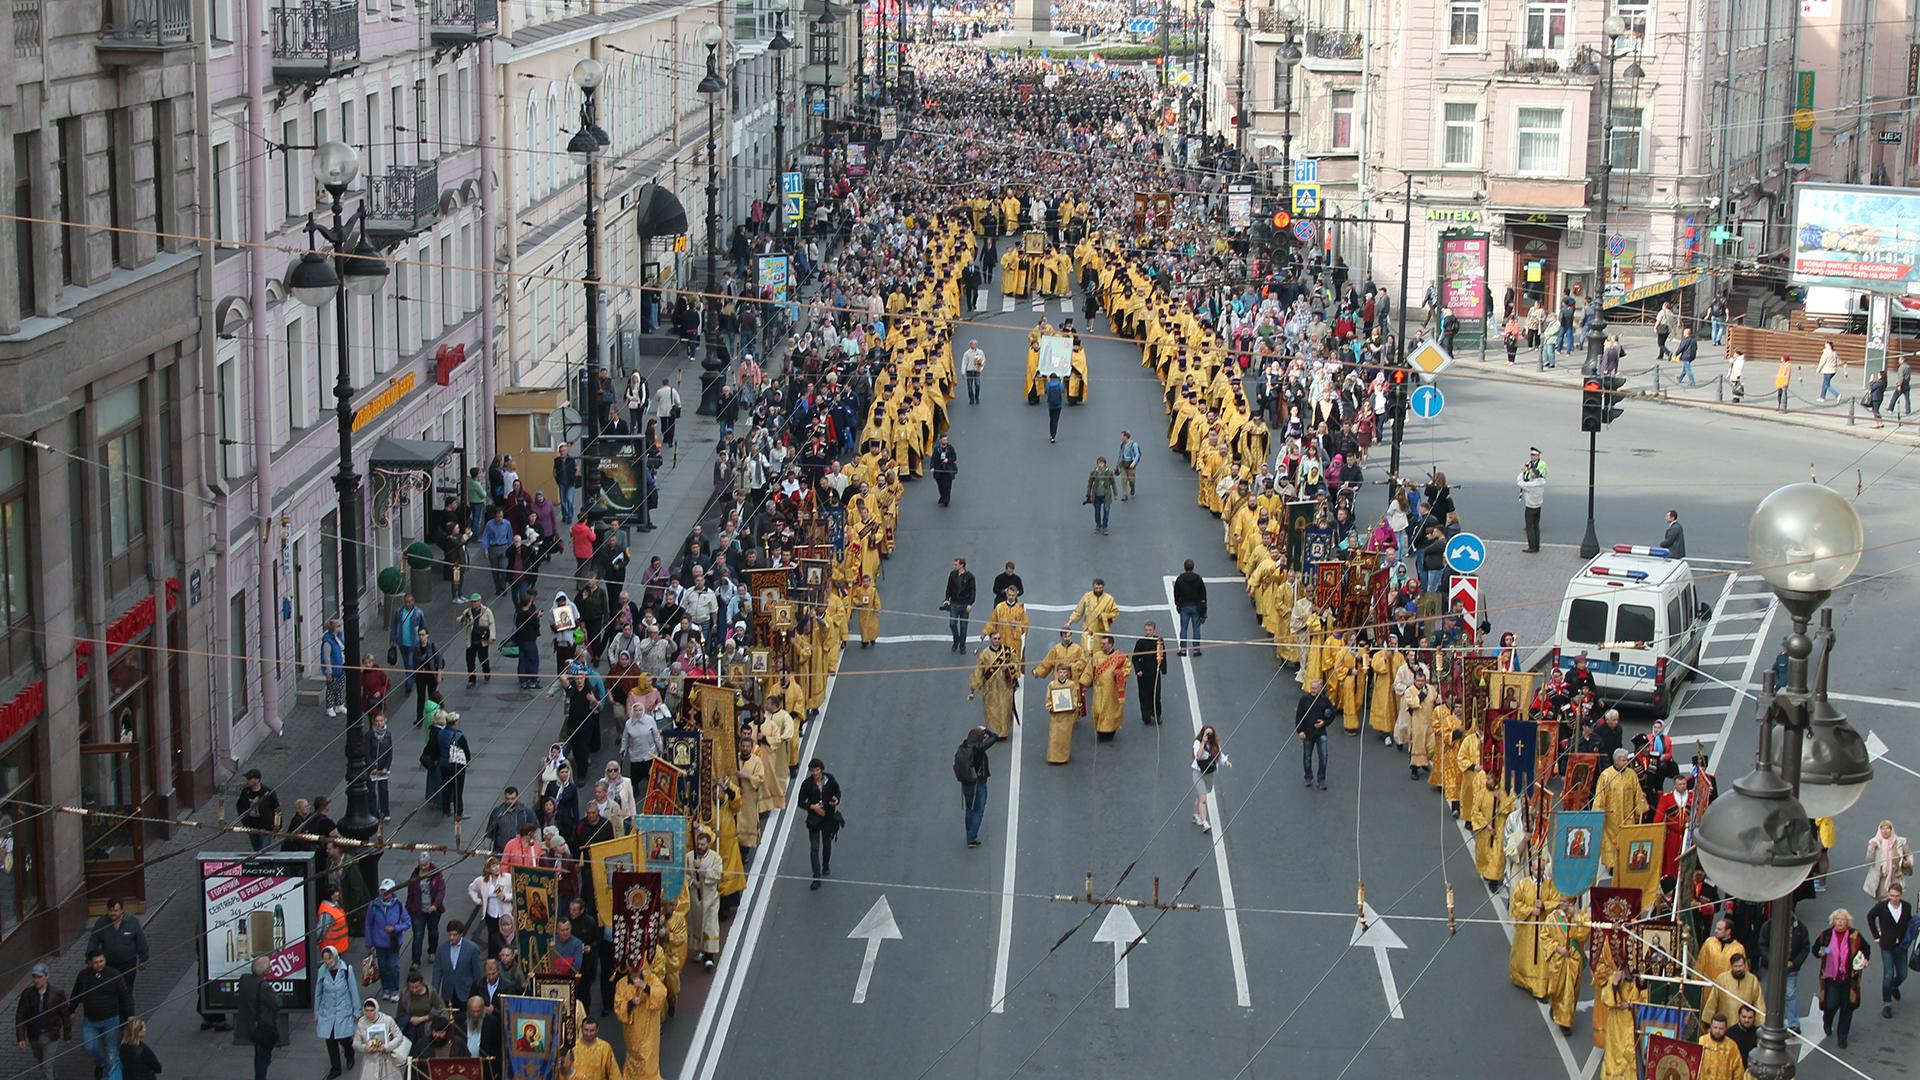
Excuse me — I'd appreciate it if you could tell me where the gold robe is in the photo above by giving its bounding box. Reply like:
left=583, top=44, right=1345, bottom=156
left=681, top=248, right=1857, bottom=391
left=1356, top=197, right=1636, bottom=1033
left=1696, top=1034, right=1749, bottom=1080
left=1366, top=648, right=1402, bottom=734
left=981, top=600, right=1031, bottom=664
left=1543, top=909, right=1589, bottom=1031
left=1299, top=609, right=1326, bottom=687
left=1067, top=590, right=1119, bottom=652
left=1509, top=876, right=1552, bottom=998
left=1088, top=648, right=1132, bottom=734
left=615, top=972, right=668, bottom=1080
left=1329, top=644, right=1361, bottom=731
left=1593, top=764, right=1648, bottom=875
left=969, top=644, right=1021, bottom=738
left=1402, top=684, right=1438, bottom=768
left=1032, top=640, right=1088, bottom=685
left=1468, top=778, right=1515, bottom=883
left=850, top=582, right=880, bottom=643
left=1045, top=676, right=1080, bottom=763
left=1597, top=976, right=1644, bottom=1080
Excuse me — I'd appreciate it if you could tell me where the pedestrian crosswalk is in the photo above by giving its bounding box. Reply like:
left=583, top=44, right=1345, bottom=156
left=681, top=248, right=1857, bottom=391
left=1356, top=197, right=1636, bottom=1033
left=997, top=294, right=1077, bottom=314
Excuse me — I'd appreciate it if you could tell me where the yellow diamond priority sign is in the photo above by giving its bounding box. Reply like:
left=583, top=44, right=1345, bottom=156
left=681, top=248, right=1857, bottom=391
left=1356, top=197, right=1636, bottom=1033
left=1406, top=339, right=1454, bottom=378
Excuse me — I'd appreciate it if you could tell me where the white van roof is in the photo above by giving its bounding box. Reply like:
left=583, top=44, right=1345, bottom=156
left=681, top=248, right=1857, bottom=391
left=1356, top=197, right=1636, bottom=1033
left=1566, top=548, right=1693, bottom=596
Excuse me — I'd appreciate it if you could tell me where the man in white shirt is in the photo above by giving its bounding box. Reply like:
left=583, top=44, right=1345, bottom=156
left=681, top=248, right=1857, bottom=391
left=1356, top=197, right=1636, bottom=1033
left=962, top=339, right=987, bottom=404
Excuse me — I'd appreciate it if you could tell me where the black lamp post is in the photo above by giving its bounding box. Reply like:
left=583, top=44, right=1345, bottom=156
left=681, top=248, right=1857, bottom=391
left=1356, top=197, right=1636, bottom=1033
left=1232, top=5, right=1250, bottom=171
left=567, top=57, right=626, bottom=527
left=1199, top=0, right=1214, bottom=144
left=1274, top=1, right=1299, bottom=188
left=697, top=26, right=728, bottom=416
left=1591, top=14, right=1645, bottom=310
left=771, top=14, right=793, bottom=238
left=1692, top=483, right=1873, bottom=1080
left=286, top=139, right=389, bottom=894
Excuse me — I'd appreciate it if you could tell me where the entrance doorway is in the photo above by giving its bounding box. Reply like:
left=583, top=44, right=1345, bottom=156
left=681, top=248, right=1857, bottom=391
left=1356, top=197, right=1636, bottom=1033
left=1510, top=226, right=1560, bottom=316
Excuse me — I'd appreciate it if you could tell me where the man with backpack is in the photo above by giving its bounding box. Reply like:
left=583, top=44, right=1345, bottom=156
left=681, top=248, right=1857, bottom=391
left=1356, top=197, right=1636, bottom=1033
left=953, top=727, right=1005, bottom=849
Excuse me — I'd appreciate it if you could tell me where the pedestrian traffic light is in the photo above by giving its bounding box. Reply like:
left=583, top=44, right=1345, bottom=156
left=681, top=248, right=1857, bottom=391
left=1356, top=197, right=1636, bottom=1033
left=1600, top=374, right=1627, bottom=424
left=1581, top=377, right=1605, bottom=432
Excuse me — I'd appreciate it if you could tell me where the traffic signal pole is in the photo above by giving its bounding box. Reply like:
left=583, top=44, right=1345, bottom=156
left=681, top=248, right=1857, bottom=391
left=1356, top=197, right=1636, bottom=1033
left=1386, top=175, right=1412, bottom=480
left=1581, top=428, right=1600, bottom=558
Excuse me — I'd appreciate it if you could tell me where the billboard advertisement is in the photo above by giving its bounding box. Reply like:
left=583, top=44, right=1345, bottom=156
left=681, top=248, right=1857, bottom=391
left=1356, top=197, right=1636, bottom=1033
left=198, top=852, right=316, bottom=1012
left=1438, top=233, right=1488, bottom=323
left=1790, top=182, right=1920, bottom=292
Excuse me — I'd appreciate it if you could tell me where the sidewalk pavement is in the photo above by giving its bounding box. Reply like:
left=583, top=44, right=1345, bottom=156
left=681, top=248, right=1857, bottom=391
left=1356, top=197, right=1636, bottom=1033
left=0, top=347, right=737, bottom=1080
left=1453, top=321, right=1920, bottom=447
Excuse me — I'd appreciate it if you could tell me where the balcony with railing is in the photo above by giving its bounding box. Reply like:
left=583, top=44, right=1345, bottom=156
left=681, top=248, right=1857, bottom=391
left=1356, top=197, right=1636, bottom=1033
left=97, top=0, right=193, bottom=64
left=271, top=0, right=359, bottom=82
left=430, top=0, right=497, bottom=43
left=364, top=163, right=439, bottom=242
left=13, top=1, right=40, bottom=58
left=1254, top=8, right=1300, bottom=34
left=1302, top=27, right=1362, bottom=66
left=1501, top=42, right=1598, bottom=78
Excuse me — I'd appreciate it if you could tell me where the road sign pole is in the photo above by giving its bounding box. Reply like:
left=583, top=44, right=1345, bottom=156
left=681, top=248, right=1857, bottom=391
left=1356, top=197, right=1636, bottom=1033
left=1390, top=175, right=1411, bottom=482
left=1579, top=428, right=1601, bottom=558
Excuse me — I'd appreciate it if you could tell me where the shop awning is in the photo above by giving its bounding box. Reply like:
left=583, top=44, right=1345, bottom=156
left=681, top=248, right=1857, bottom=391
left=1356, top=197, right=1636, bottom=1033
left=369, top=436, right=455, bottom=472
left=633, top=182, right=689, bottom=238
left=1602, top=271, right=1707, bottom=309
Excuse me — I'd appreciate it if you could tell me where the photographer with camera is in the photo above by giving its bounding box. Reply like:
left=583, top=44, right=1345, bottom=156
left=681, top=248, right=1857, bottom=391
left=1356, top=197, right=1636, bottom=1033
left=1517, top=448, right=1548, bottom=554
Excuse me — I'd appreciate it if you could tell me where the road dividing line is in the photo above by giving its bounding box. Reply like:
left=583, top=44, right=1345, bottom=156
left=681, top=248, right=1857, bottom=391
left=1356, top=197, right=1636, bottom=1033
left=873, top=633, right=956, bottom=644
left=684, top=672, right=842, bottom=1080
left=989, top=634, right=1027, bottom=1014
left=1162, top=575, right=1253, bottom=1008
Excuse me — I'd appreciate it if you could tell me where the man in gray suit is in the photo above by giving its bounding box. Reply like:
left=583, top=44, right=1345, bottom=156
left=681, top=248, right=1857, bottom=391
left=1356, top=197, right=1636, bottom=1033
left=432, top=920, right=485, bottom=1005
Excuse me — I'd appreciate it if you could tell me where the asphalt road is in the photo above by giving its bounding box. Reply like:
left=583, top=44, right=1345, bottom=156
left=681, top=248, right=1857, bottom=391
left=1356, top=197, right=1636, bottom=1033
left=667, top=271, right=1920, bottom=1080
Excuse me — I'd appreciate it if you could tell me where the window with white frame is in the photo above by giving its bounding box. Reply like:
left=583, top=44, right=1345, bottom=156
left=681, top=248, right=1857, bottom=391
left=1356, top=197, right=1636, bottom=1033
left=1329, top=91, right=1356, bottom=150
left=211, top=137, right=236, bottom=243
left=391, top=261, right=409, bottom=367
left=436, top=72, right=452, bottom=157
left=1442, top=101, right=1479, bottom=166
left=458, top=65, right=475, bottom=146
left=281, top=118, right=301, bottom=222
left=1515, top=106, right=1565, bottom=173
left=1608, top=105, right=1645, bottom=170
left=439, top=234, right=454, bottom=328
left=283, top=311, right=311, bottom=436
left=216, top=347, right=246, bottom=480
left=1613, top=0, right=1651, bottom=51
left=1523, top=0, right=1570, bottom=51
left=1271, top=60, right=1292, bottom=110
left=1447, top=0, right=1482, bottom=48
left=461, top=221, right=475, bottom=313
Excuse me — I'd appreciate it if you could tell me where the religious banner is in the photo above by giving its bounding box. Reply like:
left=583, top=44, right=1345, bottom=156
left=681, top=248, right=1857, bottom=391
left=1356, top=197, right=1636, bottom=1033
left=1639, top=1017, right=1697, bottom=1079
left=586, top=833, right=642, bottom=919
left=641, top=758, right=682, bottom=816
left=821, top=503, right=847, bottom=555
left=696, top=733, right=720, bottom=834
left=1589, top=886, right=1642, bottom=964
left=1283, top=501, right=1317, bottom=571
left=1367, top=563, right=1394, bottom=632
left=1551, top=810, right=1605, bottom=897
left=660, top=726, right=701, bottom=809
left=1503, top=717, right=1538, bottom=794
left=609, top=870, right=662, bottom=968
left=1536, top=719, right=1561, bottom=782
left=1630, top=924, right=1685, bottom=983
left=1456, top=654, right=1499, bottom=732
left=500, top=995, right=561, bottom=1080
left=531, top=974, right=577, bottom=1047
left=689, top=683, right=740, bottom=783
left=1313, top=561, right=1344, bottom=613
left=1304, top=527, right=1337, bottom=574
left=1488, top=670, right=1539, bottom=720
left=1561, top=753, right=1600, bottom=810
left=425, top=1060, right=485, bottom=1080
left=634, top=813, right=688, bottom=902
left=511, top=866, right=558, bottom=971
left=1615, top=822, right=1667, bottom=899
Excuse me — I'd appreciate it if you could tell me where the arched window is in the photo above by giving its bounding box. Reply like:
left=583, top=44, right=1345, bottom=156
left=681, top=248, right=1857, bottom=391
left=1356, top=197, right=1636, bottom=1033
left=546, top=82, right=562, bottom=196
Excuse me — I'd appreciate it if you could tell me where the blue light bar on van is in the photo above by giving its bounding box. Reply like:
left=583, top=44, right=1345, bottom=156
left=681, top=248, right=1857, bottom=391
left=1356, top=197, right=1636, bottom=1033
left=1611, top=544, right=1672, bottom=557
left=1588, top=566, right=1650, bottom=581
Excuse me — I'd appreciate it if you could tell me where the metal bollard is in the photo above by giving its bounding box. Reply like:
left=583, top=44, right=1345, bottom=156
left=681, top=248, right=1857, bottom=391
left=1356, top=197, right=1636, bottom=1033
left=1653, top=363, right=1662, bottom=395
left=1715, top=375, right=1723, bottom=403
left=1848, top=396, right=1856, bottom=426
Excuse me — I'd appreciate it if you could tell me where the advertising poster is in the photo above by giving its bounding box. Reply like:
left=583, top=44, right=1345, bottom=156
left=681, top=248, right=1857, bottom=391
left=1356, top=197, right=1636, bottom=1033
left=1791, top=182, right=1920, bottom=291
left=198, top=851, right=315, bottom=1011
left=1438, top=234, right=1488, bottom=321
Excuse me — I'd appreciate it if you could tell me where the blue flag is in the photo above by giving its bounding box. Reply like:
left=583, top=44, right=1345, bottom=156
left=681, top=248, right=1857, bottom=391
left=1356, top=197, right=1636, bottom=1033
left=1503, top=717, right=1537, bottom=794
left=501, top=995, right=561, bottom=1080
left=1551, top=810, right=1605, bottom=897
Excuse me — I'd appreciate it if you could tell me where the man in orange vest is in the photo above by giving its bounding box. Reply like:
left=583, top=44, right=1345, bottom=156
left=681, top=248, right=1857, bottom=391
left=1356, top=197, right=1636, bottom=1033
left=316, top=884, right=351, bottom=957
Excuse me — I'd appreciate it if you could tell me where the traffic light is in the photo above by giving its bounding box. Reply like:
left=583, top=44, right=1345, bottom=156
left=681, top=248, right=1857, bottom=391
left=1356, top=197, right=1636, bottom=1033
left=1389, top=366, right=1410, bottom=418
left=1600, top=374, right=1627, bottom=424
left=1581, top=376, right=1605, bottom=432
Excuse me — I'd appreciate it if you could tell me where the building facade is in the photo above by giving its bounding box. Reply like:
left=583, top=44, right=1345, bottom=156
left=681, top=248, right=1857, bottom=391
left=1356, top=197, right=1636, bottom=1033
left=0, top=0, right=213, bottom=963
left=204, top=0, right=498, bottom=760
left=1799, top=0, right=1919, bottom=188
left=1225, top=0, right=1801, bottom=323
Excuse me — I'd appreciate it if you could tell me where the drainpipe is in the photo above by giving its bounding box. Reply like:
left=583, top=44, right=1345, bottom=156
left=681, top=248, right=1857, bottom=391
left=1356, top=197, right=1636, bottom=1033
left=480, top=37, right=498, bottom=450
left=245, top=0, right=278, bottom=736
left=194, top=0, right=233, bottom=779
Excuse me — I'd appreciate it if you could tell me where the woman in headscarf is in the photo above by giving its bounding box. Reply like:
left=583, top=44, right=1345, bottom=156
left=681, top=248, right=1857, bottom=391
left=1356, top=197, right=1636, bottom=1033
left=1865, top=819, right=1913, bottom=901
left=549, top=591, right=582, bottom=674
left=352, top=998, right=412, bottom=1080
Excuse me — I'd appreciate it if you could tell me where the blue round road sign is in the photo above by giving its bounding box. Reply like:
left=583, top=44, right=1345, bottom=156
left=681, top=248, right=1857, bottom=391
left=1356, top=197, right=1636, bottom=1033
left=1444, top=531, right=1488, bottom=575
left=1292, top=219, right=1316, bottom=242
left=1409, top=385, right=1444, bottom=419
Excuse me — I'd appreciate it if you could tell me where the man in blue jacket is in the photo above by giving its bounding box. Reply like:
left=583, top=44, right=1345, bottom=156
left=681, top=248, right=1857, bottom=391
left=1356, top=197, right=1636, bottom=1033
left=366, top=879, right=413, bottom=1003
left=389, top=595, right=427, bottom=692
left=433, top=921, right=486, bottom=1006
left=1044, top=374, right=1066, bottom=444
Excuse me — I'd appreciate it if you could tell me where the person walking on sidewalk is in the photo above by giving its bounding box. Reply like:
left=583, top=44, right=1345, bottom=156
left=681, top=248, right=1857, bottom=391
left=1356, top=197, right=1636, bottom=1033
left=953, top=727, right=1003, bottom=848
left=1172, top=560, right=1207, bottom=656
left=72, top=950, right=131, bottom=1080
left=457, top=595, right=495, bottom=687
left=15, top=961, right=70, bottom=1080
left=314, top=947, right=358, bottom=1080
left=87, top=898, right=150, bottom=997
left=1117, top=430, right=1141, bottom=500
left=652, top=379, right=682, bottom=447
left=1708, top=293, right=1729, bottom=344
left=1084, top=457, right=1116, bottom=533
left=1889, top=363, right=1913, bottom=421
left=1867, top=881, right=1912, bottom=1018
left=962, top=339, right=986, bottom=403
left=1518, top=453, right=1546, bottom=553
left=237, top=957, right=281, bottom=1080
left=321, top=618, right=347, bottom=717
left=1654, top=301, right=1679, bottom=360
left=236, top=769, right=281, bottom=852
left=1867, top=369, right=1888, bottom=428
left=942, top=558, right=976, bottom=653
left=1776, top=355, right=1794, bottom=411
left=366, top=879, right=412, bottom=1002
left=411, top=629, right=445, bottom=729
left=389, top=595, right=427, bottom=693
left=407, top=852, right=446, bottom=969
left=1044, top=374, right=1066, bottom=443
left=931, top=433, right=959, bottom=506
left=482, top=510, right=514, bottom=591
left=553, top=443, right=579, bottom=523
left=1818, top=341, right=1841, bottom=400
left=1676, top=326, right=1699, bottom=385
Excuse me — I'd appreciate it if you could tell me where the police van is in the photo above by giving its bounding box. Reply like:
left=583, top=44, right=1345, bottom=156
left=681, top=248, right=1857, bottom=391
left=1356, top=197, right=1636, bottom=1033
left=1548, top=545, right=1712, bottom=717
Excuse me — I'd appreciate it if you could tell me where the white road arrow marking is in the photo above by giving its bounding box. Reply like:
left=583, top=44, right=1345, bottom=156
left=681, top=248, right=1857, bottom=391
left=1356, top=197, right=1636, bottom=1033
left=847, top=894, right=901, bottom=1004
left=1796, top=1006, right=1824, bottom=1062
left=1866, top=730, right=1920, bottom=778
left=1350, top=901, right=1408, bottom=1019
left=1092, top=904, right=1144, bottom=1009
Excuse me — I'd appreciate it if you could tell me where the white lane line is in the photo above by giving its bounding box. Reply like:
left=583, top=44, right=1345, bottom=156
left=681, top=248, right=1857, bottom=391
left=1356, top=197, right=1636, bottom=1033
left=873, top=633, right=956, bottom=644
left=1708, top=632, right=1761, bottom=644
left=1001, top=294, right=1015, bottom=313
left=1163, top=574, right=1253, bottom=1008
left=1202, top=575, right=1246, bottom=584
left=1684, top=557, right=1750, bottom=567
left=1709, top=600, right=1777, bottom=774
left=1667, top=705, right=1730, bottom=719
left=989, top=632, right=1027, bottom=1014
left=686, top=669, right=843, bottom=1080
left=1026, top=602, right=1167, bottom=614
left=1716, top=610, right=1771, bottom=622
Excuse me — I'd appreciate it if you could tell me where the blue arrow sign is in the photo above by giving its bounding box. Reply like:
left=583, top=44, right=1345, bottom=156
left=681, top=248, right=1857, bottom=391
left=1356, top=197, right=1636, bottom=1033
left=1444, top=531, right=1488, bottom=575
left=1126, top=15, right=1157, bottom=32
left=1409, top=385, right=1444, bottom=419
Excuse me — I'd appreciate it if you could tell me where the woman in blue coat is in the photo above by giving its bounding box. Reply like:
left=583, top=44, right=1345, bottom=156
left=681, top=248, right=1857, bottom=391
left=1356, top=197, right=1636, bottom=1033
left=314, top=946, right=359, bottom=1079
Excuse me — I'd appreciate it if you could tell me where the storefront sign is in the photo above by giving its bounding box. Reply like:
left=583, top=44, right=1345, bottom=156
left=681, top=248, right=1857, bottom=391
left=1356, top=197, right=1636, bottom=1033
left=1792, top=71, right=1816, bottom=165
left=351, top=372, right=418, bottom=433
left=1226, top=183, right=1252, bottom=228
left=1438, top=233, right=1489, bottom=322
left=1603, top=271, right=1707, bottom=309
left=1426, top=208, right=1481, bottom=223
left=1511, top=212, right=1567, bottom=226
left=198, top=851, right=316, bottom=1012
left=1790, top=182, right=1920, bottom=290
